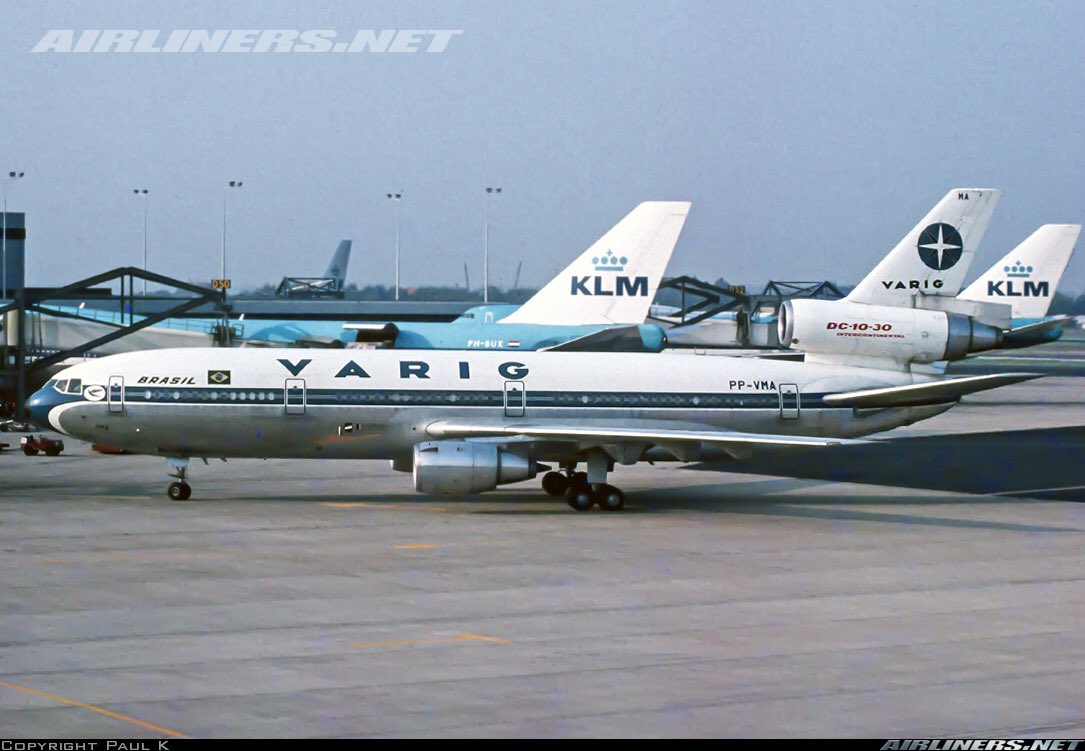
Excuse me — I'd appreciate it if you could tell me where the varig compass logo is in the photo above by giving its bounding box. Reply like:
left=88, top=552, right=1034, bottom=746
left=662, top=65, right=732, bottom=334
left=916, top=223, right=964, bottom=271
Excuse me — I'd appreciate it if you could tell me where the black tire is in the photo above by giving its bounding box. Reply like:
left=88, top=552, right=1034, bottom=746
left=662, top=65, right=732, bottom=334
left=595, top=484, right=625, bottom=511
left=22, top=446, right=38, bottom=456
left=168, top=482, right=192, bottom=501
left=44, top=447, right=61, bottom=457
left=565, top=485, right=594, bottom=512
left=541, top=471, right=569, bottom=497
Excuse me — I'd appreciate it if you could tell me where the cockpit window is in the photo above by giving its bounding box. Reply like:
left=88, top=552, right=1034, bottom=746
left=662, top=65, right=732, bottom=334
left=54, top=379, right=68, bottom=393
left=67, top=379, right=82, bottom=394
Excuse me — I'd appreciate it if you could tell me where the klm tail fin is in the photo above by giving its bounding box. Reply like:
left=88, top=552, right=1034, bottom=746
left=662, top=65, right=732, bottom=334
left=323, top=240, right=352, bottom=286
left=501, top=201, right=691, bottom=325
left=957, top=224, right=1080, bottom=319
left=846, top=189, right=1001, bottom=306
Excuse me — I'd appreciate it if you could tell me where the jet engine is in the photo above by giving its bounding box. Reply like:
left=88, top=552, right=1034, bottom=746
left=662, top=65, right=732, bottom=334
left=412, top=440, right=538, bottom=495
left=778, top=299, right=1003, bottom=364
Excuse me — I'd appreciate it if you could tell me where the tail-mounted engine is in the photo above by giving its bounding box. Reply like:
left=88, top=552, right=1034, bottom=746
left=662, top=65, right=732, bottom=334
left=413, top=440, right=538, bottom=495
left=778, top=299, right=1003, bottom=365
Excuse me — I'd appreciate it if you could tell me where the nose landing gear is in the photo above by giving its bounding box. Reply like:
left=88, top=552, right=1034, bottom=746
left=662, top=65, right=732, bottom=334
left=166, top=458, right=192, bottom=501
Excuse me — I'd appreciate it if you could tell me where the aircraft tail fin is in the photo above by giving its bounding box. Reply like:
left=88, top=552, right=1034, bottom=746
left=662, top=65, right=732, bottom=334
left=957, top=224, right=1080, bottom=319
left=323, top=240, right=352, bottom=287
left=500, top=201, right=691, bottom=326
left=846, top=189, right=1001, bottom=306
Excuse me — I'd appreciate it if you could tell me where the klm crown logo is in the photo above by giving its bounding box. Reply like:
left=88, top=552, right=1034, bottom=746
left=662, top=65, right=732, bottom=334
left=593, top=249, right=628, bottom=272
left=1005, top=261, right=1032, bottom=278
left=987, top=260, right=1048, bottom=298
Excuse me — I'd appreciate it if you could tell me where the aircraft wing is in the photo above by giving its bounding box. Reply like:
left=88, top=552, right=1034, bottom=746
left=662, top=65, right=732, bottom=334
left=822, top=372, right=1041, bottom=408
left=426, top=420, right=864, bottom=458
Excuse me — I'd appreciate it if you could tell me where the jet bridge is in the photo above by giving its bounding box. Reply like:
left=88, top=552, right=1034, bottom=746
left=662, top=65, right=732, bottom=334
left=1, top=267, right=226, bottom=418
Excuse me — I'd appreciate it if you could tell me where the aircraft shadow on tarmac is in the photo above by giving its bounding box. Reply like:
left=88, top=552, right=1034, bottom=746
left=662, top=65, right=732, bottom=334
left=20, top=427, right=1083, bottom=527
left=628, top=479, right=1080, bottom=533
left=686, top=425, right=1085, bottom=503
left=166, top=485, right=1082, bottom=532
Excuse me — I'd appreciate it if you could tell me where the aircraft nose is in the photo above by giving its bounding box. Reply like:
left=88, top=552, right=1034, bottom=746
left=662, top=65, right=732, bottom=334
left=26, top=387, right=58, bottom=430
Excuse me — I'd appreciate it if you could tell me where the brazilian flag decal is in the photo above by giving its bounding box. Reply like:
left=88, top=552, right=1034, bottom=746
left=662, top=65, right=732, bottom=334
left=208, top=370, right=231, bottom=385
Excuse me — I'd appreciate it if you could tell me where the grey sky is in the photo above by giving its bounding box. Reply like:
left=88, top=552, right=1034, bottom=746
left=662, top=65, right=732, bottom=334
left=3, top=1, right=1084, bottom=294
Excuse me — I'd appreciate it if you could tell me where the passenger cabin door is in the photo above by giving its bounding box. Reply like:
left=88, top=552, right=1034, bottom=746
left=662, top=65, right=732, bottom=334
left=504, top=380, right=526, bottom=417
left=285, top=378, right=306, bottom=415
left=779, top=383, right=799, bottom=420
left=107, top=375, right=124, bottom=413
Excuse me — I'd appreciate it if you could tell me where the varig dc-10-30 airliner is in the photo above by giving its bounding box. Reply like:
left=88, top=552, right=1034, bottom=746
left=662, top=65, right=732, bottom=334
left=28, top=342, right=1038, bottom=510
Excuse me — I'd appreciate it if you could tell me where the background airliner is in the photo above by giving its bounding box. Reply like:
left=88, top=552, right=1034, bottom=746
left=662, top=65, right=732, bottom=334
left=243, top=201, right=690, bottom=351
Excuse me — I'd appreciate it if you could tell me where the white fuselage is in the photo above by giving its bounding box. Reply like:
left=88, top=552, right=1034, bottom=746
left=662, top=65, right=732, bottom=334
left=31, top=348, right=951, bottom=463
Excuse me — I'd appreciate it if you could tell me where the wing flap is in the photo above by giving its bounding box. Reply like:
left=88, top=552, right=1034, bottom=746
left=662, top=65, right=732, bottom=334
left=426, top=420, right=862, bottom=449
left=822, top=372, right=1041, bottom=408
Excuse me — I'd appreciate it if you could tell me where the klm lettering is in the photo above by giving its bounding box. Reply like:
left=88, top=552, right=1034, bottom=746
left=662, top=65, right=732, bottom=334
left=570, top=275, right=649, bottom=296
left=986, top=280, right=1049, bottom=297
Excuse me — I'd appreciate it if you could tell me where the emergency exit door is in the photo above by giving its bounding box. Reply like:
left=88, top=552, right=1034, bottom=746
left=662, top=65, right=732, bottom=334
left=779, top=383, right=799, bottom=419
left=504, top=381, right=525, bottom=417
left=107, top=375, right=124, bottom=413
left=285, top=378, right=306, bottom=415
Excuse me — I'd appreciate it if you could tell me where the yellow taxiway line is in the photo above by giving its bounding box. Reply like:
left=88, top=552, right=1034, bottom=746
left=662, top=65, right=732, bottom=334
left=0, top=679, right=185, bottom=737
left=350, top=632, right=510, bottom=649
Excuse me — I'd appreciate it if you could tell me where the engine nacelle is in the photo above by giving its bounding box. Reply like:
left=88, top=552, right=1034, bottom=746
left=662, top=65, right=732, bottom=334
left=778, top=299, right=1003, bottom=364
left=412, top=440, right=537, bottom=496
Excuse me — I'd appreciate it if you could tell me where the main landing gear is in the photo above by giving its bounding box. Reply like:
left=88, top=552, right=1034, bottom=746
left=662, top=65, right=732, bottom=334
left=541, top=453, right=626, bottom=512
left=166, top=458, right=192, bottom=501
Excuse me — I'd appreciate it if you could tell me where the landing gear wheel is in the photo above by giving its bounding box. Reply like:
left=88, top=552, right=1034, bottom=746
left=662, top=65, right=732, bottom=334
left=566, top=485, right=594, bottom=512
left=542, top=471, right=570, bottom=497
left=594, top=484, right=625, bottom=511
left=167, top=482, right=192, bottom=501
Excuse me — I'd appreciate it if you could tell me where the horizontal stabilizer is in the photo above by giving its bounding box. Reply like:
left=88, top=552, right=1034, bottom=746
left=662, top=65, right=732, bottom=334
left=1007, top=316, right=1071, bottom=338
left=541, top=325, right=664, bottom=352
left=822, top=372, right=1041, bottom=408
left=1001, top=316, right=1072, bottom=348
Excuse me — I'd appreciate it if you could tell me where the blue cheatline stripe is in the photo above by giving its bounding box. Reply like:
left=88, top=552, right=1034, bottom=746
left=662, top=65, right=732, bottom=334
left=107, top=387, right=839, bottom=410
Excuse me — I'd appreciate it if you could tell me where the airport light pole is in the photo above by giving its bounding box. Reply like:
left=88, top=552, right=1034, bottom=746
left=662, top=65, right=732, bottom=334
left=221, top=180, right=243, bottom=288
left=386, top=191, right=403, bottom=300
left=3, top=171, right=26, bottom=302
left=133, top=189, right=149, bottom=295
left=483, top=186, right=501, bottom=304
